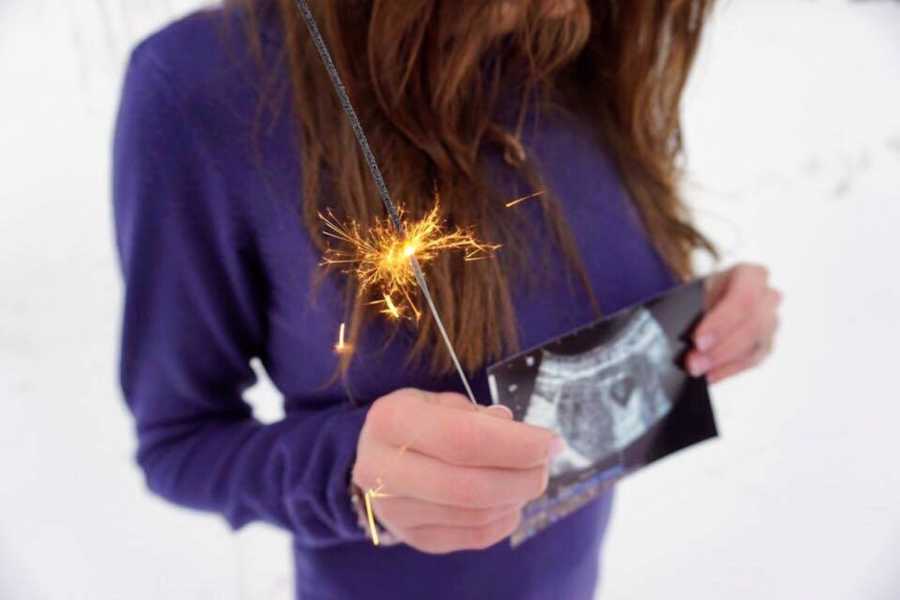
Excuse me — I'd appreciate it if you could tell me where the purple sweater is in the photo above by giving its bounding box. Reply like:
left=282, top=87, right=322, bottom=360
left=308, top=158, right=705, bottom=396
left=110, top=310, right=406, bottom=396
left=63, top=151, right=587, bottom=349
left=112, top=8, right=675, bottom=599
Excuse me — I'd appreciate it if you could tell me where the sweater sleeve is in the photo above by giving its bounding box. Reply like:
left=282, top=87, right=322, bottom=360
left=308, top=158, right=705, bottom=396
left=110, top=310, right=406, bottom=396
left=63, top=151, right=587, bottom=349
left=112, top=44, right=369, bottom=547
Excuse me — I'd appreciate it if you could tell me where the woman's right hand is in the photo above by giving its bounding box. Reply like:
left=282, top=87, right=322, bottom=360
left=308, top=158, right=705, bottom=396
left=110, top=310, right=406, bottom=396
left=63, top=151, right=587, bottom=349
left=352, top=388, right=562, bottom=554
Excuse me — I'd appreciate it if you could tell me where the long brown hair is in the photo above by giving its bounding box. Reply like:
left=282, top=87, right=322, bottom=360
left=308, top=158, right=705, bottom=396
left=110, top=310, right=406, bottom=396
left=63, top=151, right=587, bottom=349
left=240, top=0, right=716, bottom=375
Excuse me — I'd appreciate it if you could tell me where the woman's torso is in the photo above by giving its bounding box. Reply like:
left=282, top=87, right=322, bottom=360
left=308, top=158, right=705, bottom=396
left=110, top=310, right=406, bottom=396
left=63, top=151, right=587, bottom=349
left=143, top=7, right=675, bottom=599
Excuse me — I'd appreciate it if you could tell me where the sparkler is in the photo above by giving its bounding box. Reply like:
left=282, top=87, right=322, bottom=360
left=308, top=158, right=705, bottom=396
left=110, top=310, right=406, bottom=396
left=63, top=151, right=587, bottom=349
left=319, top=202, right=500, bottom=322
left=293, top=0, right=480, bottom=405
left=293, top=0, right=542, bottom=546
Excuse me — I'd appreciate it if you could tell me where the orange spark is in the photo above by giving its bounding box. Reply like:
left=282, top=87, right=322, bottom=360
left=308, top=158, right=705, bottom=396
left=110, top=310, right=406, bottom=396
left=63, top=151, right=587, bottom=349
left=319, top=203, right=499, bottom=320
left=380, top=294, right=403, bottom=320
left=504, top=190, right=545, bottom=208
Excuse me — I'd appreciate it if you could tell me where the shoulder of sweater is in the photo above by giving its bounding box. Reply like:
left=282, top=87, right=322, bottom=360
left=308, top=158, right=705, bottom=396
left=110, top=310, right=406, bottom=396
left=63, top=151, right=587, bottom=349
left=128, top=7, right=274, bottom=105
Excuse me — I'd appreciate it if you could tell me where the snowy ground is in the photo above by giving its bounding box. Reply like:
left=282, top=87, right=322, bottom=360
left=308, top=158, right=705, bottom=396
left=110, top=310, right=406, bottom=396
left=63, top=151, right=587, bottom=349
left=1, top=1, right=898, bottom=599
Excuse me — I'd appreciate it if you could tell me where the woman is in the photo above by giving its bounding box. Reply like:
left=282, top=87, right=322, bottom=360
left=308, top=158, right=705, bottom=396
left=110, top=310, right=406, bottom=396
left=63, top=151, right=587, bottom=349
left=112, top=0, right=781, bottom=598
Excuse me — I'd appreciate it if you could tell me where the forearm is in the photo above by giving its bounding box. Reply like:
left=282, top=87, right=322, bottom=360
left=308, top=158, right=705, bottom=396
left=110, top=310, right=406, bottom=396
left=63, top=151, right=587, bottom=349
left=134, top=402, right=369, bottom=547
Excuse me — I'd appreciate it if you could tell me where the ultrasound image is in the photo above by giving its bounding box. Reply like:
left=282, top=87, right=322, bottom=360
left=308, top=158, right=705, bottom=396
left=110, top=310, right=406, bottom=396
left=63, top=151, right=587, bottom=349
left=487, top=279, right=718, bottom=547
left=524, top=308, right=678, bottom=477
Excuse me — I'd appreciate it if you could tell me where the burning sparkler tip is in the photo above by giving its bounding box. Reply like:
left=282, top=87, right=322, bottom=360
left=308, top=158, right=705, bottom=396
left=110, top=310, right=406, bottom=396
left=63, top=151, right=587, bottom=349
left=319, top=201, right=498, bottom=321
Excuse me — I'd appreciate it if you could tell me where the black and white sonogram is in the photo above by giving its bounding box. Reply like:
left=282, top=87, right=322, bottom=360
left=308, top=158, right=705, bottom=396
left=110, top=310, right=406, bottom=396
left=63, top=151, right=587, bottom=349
left=487, top=279, right=718, bottom=547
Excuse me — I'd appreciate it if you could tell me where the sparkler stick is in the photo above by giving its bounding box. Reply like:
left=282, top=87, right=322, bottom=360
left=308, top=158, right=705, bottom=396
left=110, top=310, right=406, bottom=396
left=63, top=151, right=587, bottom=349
left=363, top=484, right=384, bottom=545
left=293, top=0, right=478, bottom=404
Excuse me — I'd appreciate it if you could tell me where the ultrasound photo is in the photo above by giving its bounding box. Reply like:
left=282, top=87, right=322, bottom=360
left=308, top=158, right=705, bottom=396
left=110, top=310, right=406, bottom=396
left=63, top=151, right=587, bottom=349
left=487, top=279, right=718, bottom=547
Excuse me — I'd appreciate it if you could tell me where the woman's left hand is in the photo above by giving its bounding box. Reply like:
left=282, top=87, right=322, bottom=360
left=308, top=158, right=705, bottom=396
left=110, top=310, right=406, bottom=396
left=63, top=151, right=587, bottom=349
left=686, top=263, right=782, bottom=384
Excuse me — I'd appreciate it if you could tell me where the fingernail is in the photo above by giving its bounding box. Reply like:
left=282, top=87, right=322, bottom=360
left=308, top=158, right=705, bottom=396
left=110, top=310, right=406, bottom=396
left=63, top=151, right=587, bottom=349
left=696, top=334, right=716, bottom=352
left=550, top=436, right=566, bottom=458
left=689, top=355, right=711, bottom=377
left=484, top=405, right=514, bottom=419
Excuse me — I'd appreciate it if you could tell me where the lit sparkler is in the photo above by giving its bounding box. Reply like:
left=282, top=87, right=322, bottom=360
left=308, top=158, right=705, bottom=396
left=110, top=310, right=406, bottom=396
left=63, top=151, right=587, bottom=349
left=294, top=0, right=482, bottom=406
left=294, top=0, right=509, bottom=544
left=319, top=202, right=500, bottom=322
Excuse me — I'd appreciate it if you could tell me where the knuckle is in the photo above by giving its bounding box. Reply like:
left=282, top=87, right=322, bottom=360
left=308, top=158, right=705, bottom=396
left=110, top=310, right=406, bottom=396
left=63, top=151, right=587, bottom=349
left=473, top=505, right=516, bottom=527
left=467, top=524, right=501, bottom=550
left=454, top=507, right=486, bottom=527
left=732, top=264, right=751, bottom=282
left=734, top=263, right=768, bottom=290
left=366, top=396, right=397, bottom=439
left=351, top=459, right=378, bottom=490
left=738, top=262, right=767, bottom=280
left=443, top=417, right=482, bottom=465
left=450, top=472, right=489, bottom=507
left=469, top=512, right=520, bottom=550
left=737, top=291, right=757, bottom=314
left=368, top=389, right=417, bottom=440
left=707, top=344, right=729, bottom=366
left=752, top=283, right=767, bottom=302
left=521, top=431, right=552, bottom=466
left=470, top=507, right=504, bottom=527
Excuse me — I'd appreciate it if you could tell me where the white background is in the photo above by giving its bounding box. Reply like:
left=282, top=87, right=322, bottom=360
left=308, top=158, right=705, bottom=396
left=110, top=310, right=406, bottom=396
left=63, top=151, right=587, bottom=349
left=1, top=1, right=898, bottom=598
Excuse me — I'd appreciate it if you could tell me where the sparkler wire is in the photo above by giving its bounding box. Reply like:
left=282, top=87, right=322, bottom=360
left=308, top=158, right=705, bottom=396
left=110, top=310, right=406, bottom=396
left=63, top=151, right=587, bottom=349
left=292, top=0, right=478, bottom=405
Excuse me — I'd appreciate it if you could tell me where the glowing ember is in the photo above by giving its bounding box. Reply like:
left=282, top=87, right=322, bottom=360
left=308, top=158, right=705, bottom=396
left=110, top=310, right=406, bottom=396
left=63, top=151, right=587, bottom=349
left=504, top=190, right=545, bottom=208
left=334, top=322, right=349, bottom=353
